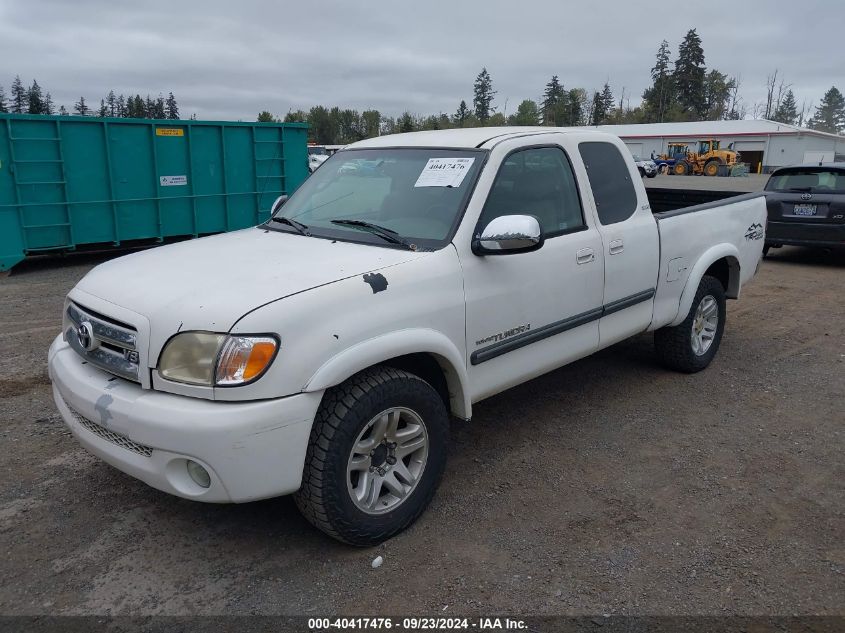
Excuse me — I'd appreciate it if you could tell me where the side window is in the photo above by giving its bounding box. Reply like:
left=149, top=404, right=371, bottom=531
left=578, top=141, right=638, bottom=225
left=479, top=147, right=585, bottom=238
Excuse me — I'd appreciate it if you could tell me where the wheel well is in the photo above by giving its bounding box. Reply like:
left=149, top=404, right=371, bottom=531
left=380, top=353, right=456, bottom=416
left=705, top=256, right=740, bottom=298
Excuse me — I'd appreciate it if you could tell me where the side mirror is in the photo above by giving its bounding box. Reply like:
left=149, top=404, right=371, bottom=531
left=472, top=215, right=543, bottom=255
left=270, top=195, right=288, bottom=214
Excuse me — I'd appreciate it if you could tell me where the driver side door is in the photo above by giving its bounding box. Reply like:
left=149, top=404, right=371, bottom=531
left=461, top=144, right=605, bottom=403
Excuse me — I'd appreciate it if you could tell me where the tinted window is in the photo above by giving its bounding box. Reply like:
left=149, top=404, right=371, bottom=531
left=579, top=141, right=638, bottom=225
left=478, top=147, right=584, bottom=237
left=766, top=169, right=845, bottom=193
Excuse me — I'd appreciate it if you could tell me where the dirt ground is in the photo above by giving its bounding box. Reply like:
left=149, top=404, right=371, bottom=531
left=0, top=245, right=842, bottom=617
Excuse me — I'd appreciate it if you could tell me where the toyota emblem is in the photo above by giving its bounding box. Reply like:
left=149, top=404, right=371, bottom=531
left=76, top=321, right=97, bottom=352
left=800, top=193, right=813, bottom=200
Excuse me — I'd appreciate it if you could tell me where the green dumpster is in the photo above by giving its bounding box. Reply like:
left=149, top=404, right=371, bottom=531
left=0, top=113, right=309, bottom=272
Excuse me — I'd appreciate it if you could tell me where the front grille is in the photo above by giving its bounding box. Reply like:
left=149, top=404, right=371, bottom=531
left=66, top=302, right=140, bottom=382
left=65, top=401, right=153, bottom=458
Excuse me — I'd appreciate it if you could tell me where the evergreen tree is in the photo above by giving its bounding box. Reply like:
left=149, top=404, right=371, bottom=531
left=153, top=95, right=166, bottom=119
left=703, top=70, right=733, bottom=120
left=0, top=85, right=7, bottom=113
left=116, top=94, right=127, bottom=117
left=165, top=92, right=179, bottom=119
left=566, top=88, right=586, bottom=125
left=772, top=89, right=798, bottom=125
left=592, top=83, right=614, bottom=125
left=398, top=111, right=415, bottom=133
left=541, top=75, right=566, bottom=125
left=508, top=99, right=540, bottom=126
left=11, top=76, right=26, bottom=113
left=642, top=40, right=674, bottom=122
left=144, top=95, right=155, bottom=118
left=673, top=29, right=707, bottom=118
left=808, top=86, right=845, bottom=133
left=27, top=80, right=45, bottom=114
left=106, top=90, right=117, bottom=117
left=472, top=68, right=496, bottom=124
left=43, top=92, right=54, bottom=115
left=98, top=99, right=107, bottom=117
left=452, top=100, right=470, bottom=127
left=128, top=95, right=145, bottom=118
left=73, top=96, right=89, bottom=115
left=257, top=111, right=276, bottom=122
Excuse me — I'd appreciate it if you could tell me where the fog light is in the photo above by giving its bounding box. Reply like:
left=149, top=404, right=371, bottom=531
left=186, top=460, right=211, bottom=488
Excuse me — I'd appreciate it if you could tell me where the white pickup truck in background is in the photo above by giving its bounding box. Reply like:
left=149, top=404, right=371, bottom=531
left=48, top=127, right=766, bottom=545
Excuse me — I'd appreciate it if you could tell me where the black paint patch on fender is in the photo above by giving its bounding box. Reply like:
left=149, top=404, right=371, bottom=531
left=363, top=273, right=388, bottom=294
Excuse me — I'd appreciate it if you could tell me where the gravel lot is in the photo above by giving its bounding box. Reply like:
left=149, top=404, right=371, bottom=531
left=0, top=245, right=842, bottom=617
left=644, top=173, right=768, bottom=192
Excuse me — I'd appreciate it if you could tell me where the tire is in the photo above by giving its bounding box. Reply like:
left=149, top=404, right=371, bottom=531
left=762, top=244, right=771, bottom=257
left=294, top=366, right=449, bottom=546
left=674, top=161, right=690, bottom=176
left=638, top=167, right=645, bottom=178
left=654, top=275, right=726, bottom=373
left=647, top=172, right=657, bottom=178
left=703, top=160, right=721, bottom=177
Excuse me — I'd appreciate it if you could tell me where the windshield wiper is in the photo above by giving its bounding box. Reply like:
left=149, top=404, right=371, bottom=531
left=787, top=187, right=813, bottom=192
left=330, top=219, right=416, bottom=250
left=270, top=216, right=310, bottom=236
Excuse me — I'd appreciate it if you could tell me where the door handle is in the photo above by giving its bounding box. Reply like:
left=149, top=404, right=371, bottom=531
left=576, top=247, right=595, bottom=265
left=609, top=239, right=624, bottom=255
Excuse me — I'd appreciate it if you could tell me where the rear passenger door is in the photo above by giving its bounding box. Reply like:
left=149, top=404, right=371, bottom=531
left=578, top=140, right=660, bottom=347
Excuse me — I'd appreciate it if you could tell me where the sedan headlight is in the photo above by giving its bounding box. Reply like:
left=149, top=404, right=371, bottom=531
left=158, top=332, right=279, bottom=386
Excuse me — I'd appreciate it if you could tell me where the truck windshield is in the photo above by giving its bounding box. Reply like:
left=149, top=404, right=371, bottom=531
left=270, top=148, right=485, bottom=248
left=766, top=169, right=845, bottom=193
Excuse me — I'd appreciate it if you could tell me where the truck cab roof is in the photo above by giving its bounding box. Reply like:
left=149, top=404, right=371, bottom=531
left=346, top=127, right=615, bottom=150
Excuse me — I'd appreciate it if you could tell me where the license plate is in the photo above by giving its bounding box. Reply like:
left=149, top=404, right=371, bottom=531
left=793, top=204, right=817, bottom=216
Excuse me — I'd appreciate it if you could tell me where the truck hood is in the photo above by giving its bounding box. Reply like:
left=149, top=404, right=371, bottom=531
left=74, top=228, right=430, bottom=350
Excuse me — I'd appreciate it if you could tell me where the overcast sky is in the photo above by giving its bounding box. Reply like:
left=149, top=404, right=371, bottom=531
left=2, top=0, right=843, bottom=121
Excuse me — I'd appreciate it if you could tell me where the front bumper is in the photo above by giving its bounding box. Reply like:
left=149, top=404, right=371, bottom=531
left=48, top=335, right=322, bottom=502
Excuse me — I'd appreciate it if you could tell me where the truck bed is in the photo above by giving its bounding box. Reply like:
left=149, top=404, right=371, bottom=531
left=650, top=192, right=767, bottom=330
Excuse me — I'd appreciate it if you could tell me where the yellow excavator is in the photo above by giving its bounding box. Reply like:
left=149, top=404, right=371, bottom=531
left=671, top=139, right=740, bottom=176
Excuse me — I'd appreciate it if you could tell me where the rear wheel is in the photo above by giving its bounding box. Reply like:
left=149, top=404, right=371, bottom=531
left=655, top=275, right=726, bottom=373
left=295, top=366, right=449, bottom=546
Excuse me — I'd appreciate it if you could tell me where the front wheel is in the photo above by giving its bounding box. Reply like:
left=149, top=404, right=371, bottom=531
left=294, top=366, right=449, bottom=546
left=703, top=160, right=721, bottom=177
left=654, top=275, right=726, bottom=373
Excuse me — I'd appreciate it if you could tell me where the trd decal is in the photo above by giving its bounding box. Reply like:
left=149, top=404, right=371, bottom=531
left=744, top=223, right=764, bottom=241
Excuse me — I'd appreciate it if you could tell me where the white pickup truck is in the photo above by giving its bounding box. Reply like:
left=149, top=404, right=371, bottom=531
left=48, top=128, right=766, bottom=545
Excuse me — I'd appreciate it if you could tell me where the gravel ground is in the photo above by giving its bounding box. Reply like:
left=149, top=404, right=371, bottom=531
left=0, top=245, right=842, bottom=617
left=644, top=174, right=768, bottom=192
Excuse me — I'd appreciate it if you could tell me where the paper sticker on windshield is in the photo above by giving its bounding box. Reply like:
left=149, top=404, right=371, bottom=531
left=414, top=157, right=475, bottom=188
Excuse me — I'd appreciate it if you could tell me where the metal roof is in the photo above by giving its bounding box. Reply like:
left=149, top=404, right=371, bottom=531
left=588, top=119, right=843, bottom=140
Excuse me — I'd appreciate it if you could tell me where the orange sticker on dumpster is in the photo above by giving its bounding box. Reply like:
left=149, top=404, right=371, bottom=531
left=156, top=128, right=184, bottom=136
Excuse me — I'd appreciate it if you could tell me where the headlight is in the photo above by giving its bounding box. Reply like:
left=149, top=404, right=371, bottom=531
left=158, top=332, right=278, bottom=386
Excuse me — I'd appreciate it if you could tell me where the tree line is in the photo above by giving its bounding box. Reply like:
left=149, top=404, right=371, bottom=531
left=263, top=29, right=844, bottom=144
left=0, top=75, right=181, bottom=120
